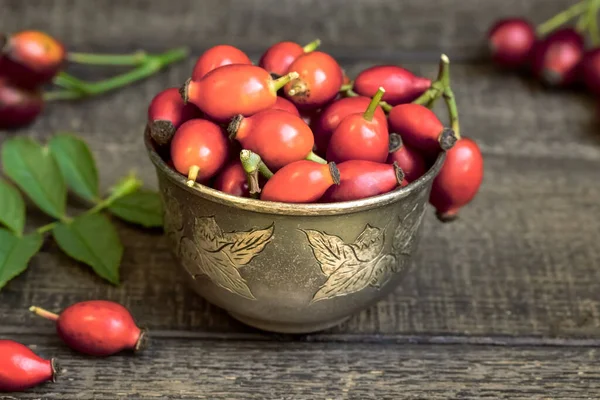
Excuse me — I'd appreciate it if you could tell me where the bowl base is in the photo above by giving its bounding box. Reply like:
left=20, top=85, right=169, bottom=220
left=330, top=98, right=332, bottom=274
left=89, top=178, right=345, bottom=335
left=228, top=312, right=351, bottom=334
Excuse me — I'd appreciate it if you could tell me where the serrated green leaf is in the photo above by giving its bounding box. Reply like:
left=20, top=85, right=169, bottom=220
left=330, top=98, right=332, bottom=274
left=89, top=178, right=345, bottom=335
left=52, top=213, right=122, bottom=285
left=1, top=137, right=67, bottom=219
left=0, top=229, right=43, bottom=291
left=48, top=133, right=99, bottom=202
left=108, top=190, right=164, bottom=228
left=0, top=179, right=26, bottom=235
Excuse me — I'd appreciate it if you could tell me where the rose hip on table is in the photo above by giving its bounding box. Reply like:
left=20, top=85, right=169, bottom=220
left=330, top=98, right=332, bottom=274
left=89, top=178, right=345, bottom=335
left=0, top=340, right=58, bottom=392
left=29, top=300, right=147, bottom=357
left=0, top=76, right=44, bottom=129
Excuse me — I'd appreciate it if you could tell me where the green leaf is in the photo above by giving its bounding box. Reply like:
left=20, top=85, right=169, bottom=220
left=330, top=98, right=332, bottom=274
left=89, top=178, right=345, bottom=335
left=52, top=213, right=122, bottom=285
left=108, top=190, right=164, bottom=228
left=0, top=179, right=26, bottom=235
left=1, top=137, right=67, bottom=219
left=0, top=229, right=43, bottom=291
left=48, top=133, right=99, bottom=203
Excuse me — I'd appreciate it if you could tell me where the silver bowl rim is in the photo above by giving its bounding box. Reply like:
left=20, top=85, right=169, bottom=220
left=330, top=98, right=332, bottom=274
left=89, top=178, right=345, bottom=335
left=144, top=128, right=446, bottom=216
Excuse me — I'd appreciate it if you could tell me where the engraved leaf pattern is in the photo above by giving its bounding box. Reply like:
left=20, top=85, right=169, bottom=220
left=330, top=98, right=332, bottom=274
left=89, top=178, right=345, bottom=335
left=178, top=216, right=273, bottom=300
left=393, top=201, right=426, bottom=256
left=306, top=225, right=397, bottom=303
left=162, top=188, right=184, bottom=253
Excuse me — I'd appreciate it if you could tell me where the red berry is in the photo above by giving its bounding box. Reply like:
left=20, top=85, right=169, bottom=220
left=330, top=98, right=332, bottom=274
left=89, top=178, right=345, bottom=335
left=387, top=103, right=456, bottom=155
left=181, top=65, right=298, bottom=122
left=213, top=160, right=250, bottom=197
left=429, top=137, right=484, bottom=222
left=259, top=39, right=321, bottom=76
left=326, top=87, right=389, bottom=163
left=387, top=133, right=427, bottom=183
left=530, top=28, right=584, bottom=87
left=261, top=160, right=340, bottom=203
left=270, top=95, right=300, bottom=116
left=29, top=301, right=147, bottom=357
left=170, top=119, right=230, bottom=186
left=228, top=109, right=320, bottom=170
left=353, top=65, right=431, bottom=106
left=321, top=160, right=406, bottom=202
left=578, top=48, right=600, bottom=96
left=312, top=96, right=387, bottom=153
left=488, top=18, right=536, bottom=69
left=0, top=340, right=58, bottom=392
left=0, top=76, right=43, bottom=129
left=284, top=51, right=343, bottom=110
left=0, top=30, right=66, bottom=88
left=147, top=87, right=203, bottom=146
left=191, top=44, right=252, bottom=80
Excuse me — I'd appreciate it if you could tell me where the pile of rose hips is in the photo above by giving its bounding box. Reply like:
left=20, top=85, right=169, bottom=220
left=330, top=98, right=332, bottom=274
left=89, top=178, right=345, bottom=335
left=1, top=300, right=146, bottom=392
left=488, top=0, right=600, bottom=96
left=148, top=40, right=484, bottom=221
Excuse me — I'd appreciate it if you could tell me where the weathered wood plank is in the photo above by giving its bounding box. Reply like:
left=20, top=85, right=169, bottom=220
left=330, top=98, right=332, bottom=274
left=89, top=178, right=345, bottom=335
left=0, top=336, right=598, bottom=399
left=0, top=0, right=576, bottom=59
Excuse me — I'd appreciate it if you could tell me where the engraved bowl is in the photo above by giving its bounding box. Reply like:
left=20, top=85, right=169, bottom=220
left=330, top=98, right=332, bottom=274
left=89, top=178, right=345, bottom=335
left=145, top=129, right=446, bottom=334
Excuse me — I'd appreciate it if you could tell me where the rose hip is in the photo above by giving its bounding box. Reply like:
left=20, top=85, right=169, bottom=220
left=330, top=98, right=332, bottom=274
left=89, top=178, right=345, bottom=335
left=0, top=340, right=58, bottom=392
left=284, top=51, right=343, bottom=109
left=578, top=48, right=600, bottom=96
left=213, top=160, right=250, bottom=197
left=29, top=300, right=147, bottom=357
left=228, top=109, right=322, bottom=170
left=147, top=87, right=203, bottom=146
left=487, top=18, right=536, bottom=69
left=312, top=96, right=387, bottom=153
left=387, top=103, right=456, bottom=155
left=353, top=65, right=431, bottom=106
left=321, top=160, right=406, bottom=202
left=429, top=137, right=484, bottom=222
left=181, top=64, right=299, bottom=122
left=530, top=27, right=584, bottom=87
left=387, top=133, right=427, bottom=183
left=191, top=44, right=252, bottom=80
left=261, top=160, right=340, bottom=203
left=270, top=95, right=300, bottom=116
left=259, top=39, right=321, bottom=76
left=326, top=87, right=389, bottom=163
left=0, top=30, right=66, bottom=88
left=0, top=76, right=44, bottom=129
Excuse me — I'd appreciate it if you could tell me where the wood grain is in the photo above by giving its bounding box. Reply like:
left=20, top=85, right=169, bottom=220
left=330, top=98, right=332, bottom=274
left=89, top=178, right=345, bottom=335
left=0, top=0, right=575, bottom=60
left=0, top=335, right=597, bottom=399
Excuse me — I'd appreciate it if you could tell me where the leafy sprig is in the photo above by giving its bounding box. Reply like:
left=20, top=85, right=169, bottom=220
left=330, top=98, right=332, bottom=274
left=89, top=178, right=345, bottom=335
left=0, top=133, right=163, bottom=290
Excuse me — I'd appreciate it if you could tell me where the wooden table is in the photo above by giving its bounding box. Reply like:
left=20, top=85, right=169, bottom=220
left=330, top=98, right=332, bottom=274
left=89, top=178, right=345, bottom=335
left=1, top=0, right=600, bottom=398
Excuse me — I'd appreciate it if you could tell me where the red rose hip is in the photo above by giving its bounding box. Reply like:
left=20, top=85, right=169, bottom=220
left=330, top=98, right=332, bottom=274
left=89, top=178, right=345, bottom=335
left=0, top=340, right=58, bottom=392
left=170, top=119, right=229, bottom=186
left=387, top=103, right=456, bottom=155
left=321, top=160, right=406, bottom=202
left=284, top=51, right=343, bottom=110
left=213, top=160, right=250, bottom=197
left=259, top=39, right=321, bottom=76
left=0, top=76, right=44, bottom=129
left=270, top=96, right=300, bottom=116
left=147, top=87, right=203, bottom=146
left=429, top=137, right=484, bottom=222
left=191, top=44, right=252, bottom=80
left=261, top=160, right=340, bottom=203
left=29, top=300, right=147, bottom=357
left=530, top=27, right=584, bottom=87
left=353, top=65, right=431, bottom=106
left=0, top=30, right=66, bottom=88
left=181, top=64, right=299, bottom=122
left=387, top=133, right=427, bottom=183
left=326, top=87, right=389, bottom=163
left=487, top=18, right=536, bottom=69
left=578, top=48, right=600, bottom=96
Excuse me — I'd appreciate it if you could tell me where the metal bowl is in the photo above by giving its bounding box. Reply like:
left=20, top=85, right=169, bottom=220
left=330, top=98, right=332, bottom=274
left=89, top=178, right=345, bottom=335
left=144, top=129, right=445, bottom=334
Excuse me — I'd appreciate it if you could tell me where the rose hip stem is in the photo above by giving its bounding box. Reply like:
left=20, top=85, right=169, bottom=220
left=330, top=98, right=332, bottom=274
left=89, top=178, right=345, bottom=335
left=29, top=306, right=59, bottom=321
left=302, top=39, right=321, bottom=53
left=536, top=0, right=588, bottom=36
left=239, top=149, right=274, bottom=197
left=67, top=50, right=150, bottom=66
left=45, top=47, right=189, bottom=101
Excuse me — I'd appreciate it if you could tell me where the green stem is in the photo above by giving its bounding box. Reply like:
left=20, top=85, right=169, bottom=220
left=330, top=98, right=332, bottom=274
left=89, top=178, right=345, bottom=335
left=272, top=72, right=300, bottom=92
left=67, top=50, right=149, bottom=66
left=302, top=39, right=321, bottom=53
left=588, top=0, right=600, bottom=45
left=363, top=87, right=386, bottom=121
left=258, top=162, right=274, bottom=179
left=35, top=215, right=72, bottom=234
left=379, top=101, right=393, bottom=113
left=443, top=87, right=460, bottom=140
left=339, top=82, right=354, bottom=92
left=52, top=72, right=89, bottom=92
left=537, top=0, right=588, bottom=36
left=305, top=151, right=327, bottom=164
left=46, top=47, right=189, bottom=101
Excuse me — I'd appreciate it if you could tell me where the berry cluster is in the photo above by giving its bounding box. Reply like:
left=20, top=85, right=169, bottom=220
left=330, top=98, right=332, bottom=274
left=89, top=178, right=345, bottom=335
left=488, top=0, right=600, bottom=94
left=148, top=40, right=484, bottom=221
